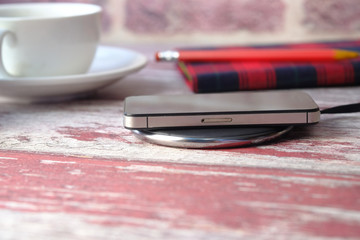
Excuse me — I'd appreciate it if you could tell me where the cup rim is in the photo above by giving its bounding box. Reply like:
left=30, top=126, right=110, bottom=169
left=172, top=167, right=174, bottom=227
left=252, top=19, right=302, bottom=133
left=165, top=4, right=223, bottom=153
left=0, top=3, right=102, bottom=21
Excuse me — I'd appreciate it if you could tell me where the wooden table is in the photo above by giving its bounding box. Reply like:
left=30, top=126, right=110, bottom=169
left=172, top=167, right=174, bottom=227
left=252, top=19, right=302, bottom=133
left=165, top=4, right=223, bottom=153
left=0, top=45, right=359, bottom=239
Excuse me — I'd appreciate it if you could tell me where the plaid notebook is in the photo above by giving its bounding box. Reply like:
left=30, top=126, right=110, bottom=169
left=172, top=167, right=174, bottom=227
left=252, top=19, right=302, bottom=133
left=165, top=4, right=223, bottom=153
left=177, top=40, right=360, bottom=93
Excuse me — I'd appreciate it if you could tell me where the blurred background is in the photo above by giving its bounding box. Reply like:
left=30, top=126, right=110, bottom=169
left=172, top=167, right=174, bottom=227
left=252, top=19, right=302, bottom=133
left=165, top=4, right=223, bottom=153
left=1, top=0, right=360, bottom=46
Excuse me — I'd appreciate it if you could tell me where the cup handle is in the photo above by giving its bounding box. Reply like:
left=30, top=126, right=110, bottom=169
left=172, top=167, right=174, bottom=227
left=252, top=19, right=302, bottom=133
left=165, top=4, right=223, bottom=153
left=0, top=30, right=14, bottom=77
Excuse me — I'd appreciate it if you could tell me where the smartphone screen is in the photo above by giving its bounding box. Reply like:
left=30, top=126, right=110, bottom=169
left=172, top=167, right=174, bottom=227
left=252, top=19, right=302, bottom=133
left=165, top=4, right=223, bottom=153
left=123, top=91, right=320, bottom=129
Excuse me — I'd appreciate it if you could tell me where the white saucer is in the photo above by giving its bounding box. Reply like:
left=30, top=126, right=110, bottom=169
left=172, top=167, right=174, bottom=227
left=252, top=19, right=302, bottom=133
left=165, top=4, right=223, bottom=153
left=0, top=45, right=147, bottom=101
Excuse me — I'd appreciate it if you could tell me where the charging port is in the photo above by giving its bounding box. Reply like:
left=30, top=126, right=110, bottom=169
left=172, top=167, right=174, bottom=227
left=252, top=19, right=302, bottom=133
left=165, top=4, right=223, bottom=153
left=201, top=118, right=233, bottom=123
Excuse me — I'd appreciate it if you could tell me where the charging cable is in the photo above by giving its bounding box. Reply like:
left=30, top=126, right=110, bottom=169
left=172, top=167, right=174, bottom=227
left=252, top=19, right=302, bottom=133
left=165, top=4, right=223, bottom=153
left=321, top=103, right=360, bottom=114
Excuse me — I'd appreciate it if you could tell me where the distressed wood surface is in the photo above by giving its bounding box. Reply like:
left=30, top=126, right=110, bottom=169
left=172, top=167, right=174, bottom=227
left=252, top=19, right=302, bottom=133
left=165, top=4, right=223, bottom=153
left=0, top=45, right=359, bottom=240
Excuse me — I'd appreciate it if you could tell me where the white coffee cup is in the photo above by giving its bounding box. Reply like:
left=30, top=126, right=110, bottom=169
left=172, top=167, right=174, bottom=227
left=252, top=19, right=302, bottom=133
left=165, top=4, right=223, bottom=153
left=0, top=3, right=102, bottom=77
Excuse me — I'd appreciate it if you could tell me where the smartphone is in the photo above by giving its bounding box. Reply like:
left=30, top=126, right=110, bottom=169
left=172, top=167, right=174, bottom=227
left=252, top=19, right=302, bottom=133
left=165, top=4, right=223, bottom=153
left=123, top=91, right=320, bottom=130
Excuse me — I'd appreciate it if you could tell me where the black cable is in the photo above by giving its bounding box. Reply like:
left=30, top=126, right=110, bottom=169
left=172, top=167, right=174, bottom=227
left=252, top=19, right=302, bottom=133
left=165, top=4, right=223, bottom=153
left=321, top=103, right=360, bottom=114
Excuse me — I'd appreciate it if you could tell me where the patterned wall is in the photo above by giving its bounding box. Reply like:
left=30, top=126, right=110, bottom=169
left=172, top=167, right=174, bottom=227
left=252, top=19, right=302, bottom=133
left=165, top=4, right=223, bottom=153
left=1, top=0, right=360, bottom=45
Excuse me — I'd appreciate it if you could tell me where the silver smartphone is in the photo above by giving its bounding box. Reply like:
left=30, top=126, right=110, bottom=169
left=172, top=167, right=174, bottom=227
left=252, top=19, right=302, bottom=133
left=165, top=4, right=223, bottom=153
left=123, top=91, right=320, bottom=129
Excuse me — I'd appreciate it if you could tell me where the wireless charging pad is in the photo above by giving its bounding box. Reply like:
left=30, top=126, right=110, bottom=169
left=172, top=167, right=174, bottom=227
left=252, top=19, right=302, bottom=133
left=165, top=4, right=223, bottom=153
left=132, top=126, right=293, bottom=149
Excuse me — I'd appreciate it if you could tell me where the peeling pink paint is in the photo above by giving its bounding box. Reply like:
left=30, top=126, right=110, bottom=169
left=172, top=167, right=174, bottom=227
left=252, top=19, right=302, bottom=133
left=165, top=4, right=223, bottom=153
left=0, top=150, right=359, bottom=238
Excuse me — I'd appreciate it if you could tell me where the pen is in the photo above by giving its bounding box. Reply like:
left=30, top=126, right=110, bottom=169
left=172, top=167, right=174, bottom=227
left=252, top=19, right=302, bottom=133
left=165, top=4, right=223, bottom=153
left=155, top=49, right=359, bottom=62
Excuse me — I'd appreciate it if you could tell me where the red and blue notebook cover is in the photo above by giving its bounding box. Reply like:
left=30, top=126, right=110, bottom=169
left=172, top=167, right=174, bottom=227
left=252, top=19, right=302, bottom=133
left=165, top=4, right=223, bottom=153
left=177, top=40, right=360, bottom=93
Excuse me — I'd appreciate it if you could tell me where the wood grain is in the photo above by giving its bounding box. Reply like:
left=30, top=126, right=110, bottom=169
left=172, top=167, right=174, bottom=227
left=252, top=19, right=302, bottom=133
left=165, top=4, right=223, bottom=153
left=0, top=45, right=359, bottom=239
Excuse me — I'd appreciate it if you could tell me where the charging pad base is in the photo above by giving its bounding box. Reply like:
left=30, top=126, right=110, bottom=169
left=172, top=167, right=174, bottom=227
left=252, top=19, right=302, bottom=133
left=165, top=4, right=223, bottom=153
left=132, top=126, right=293, bottom=149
